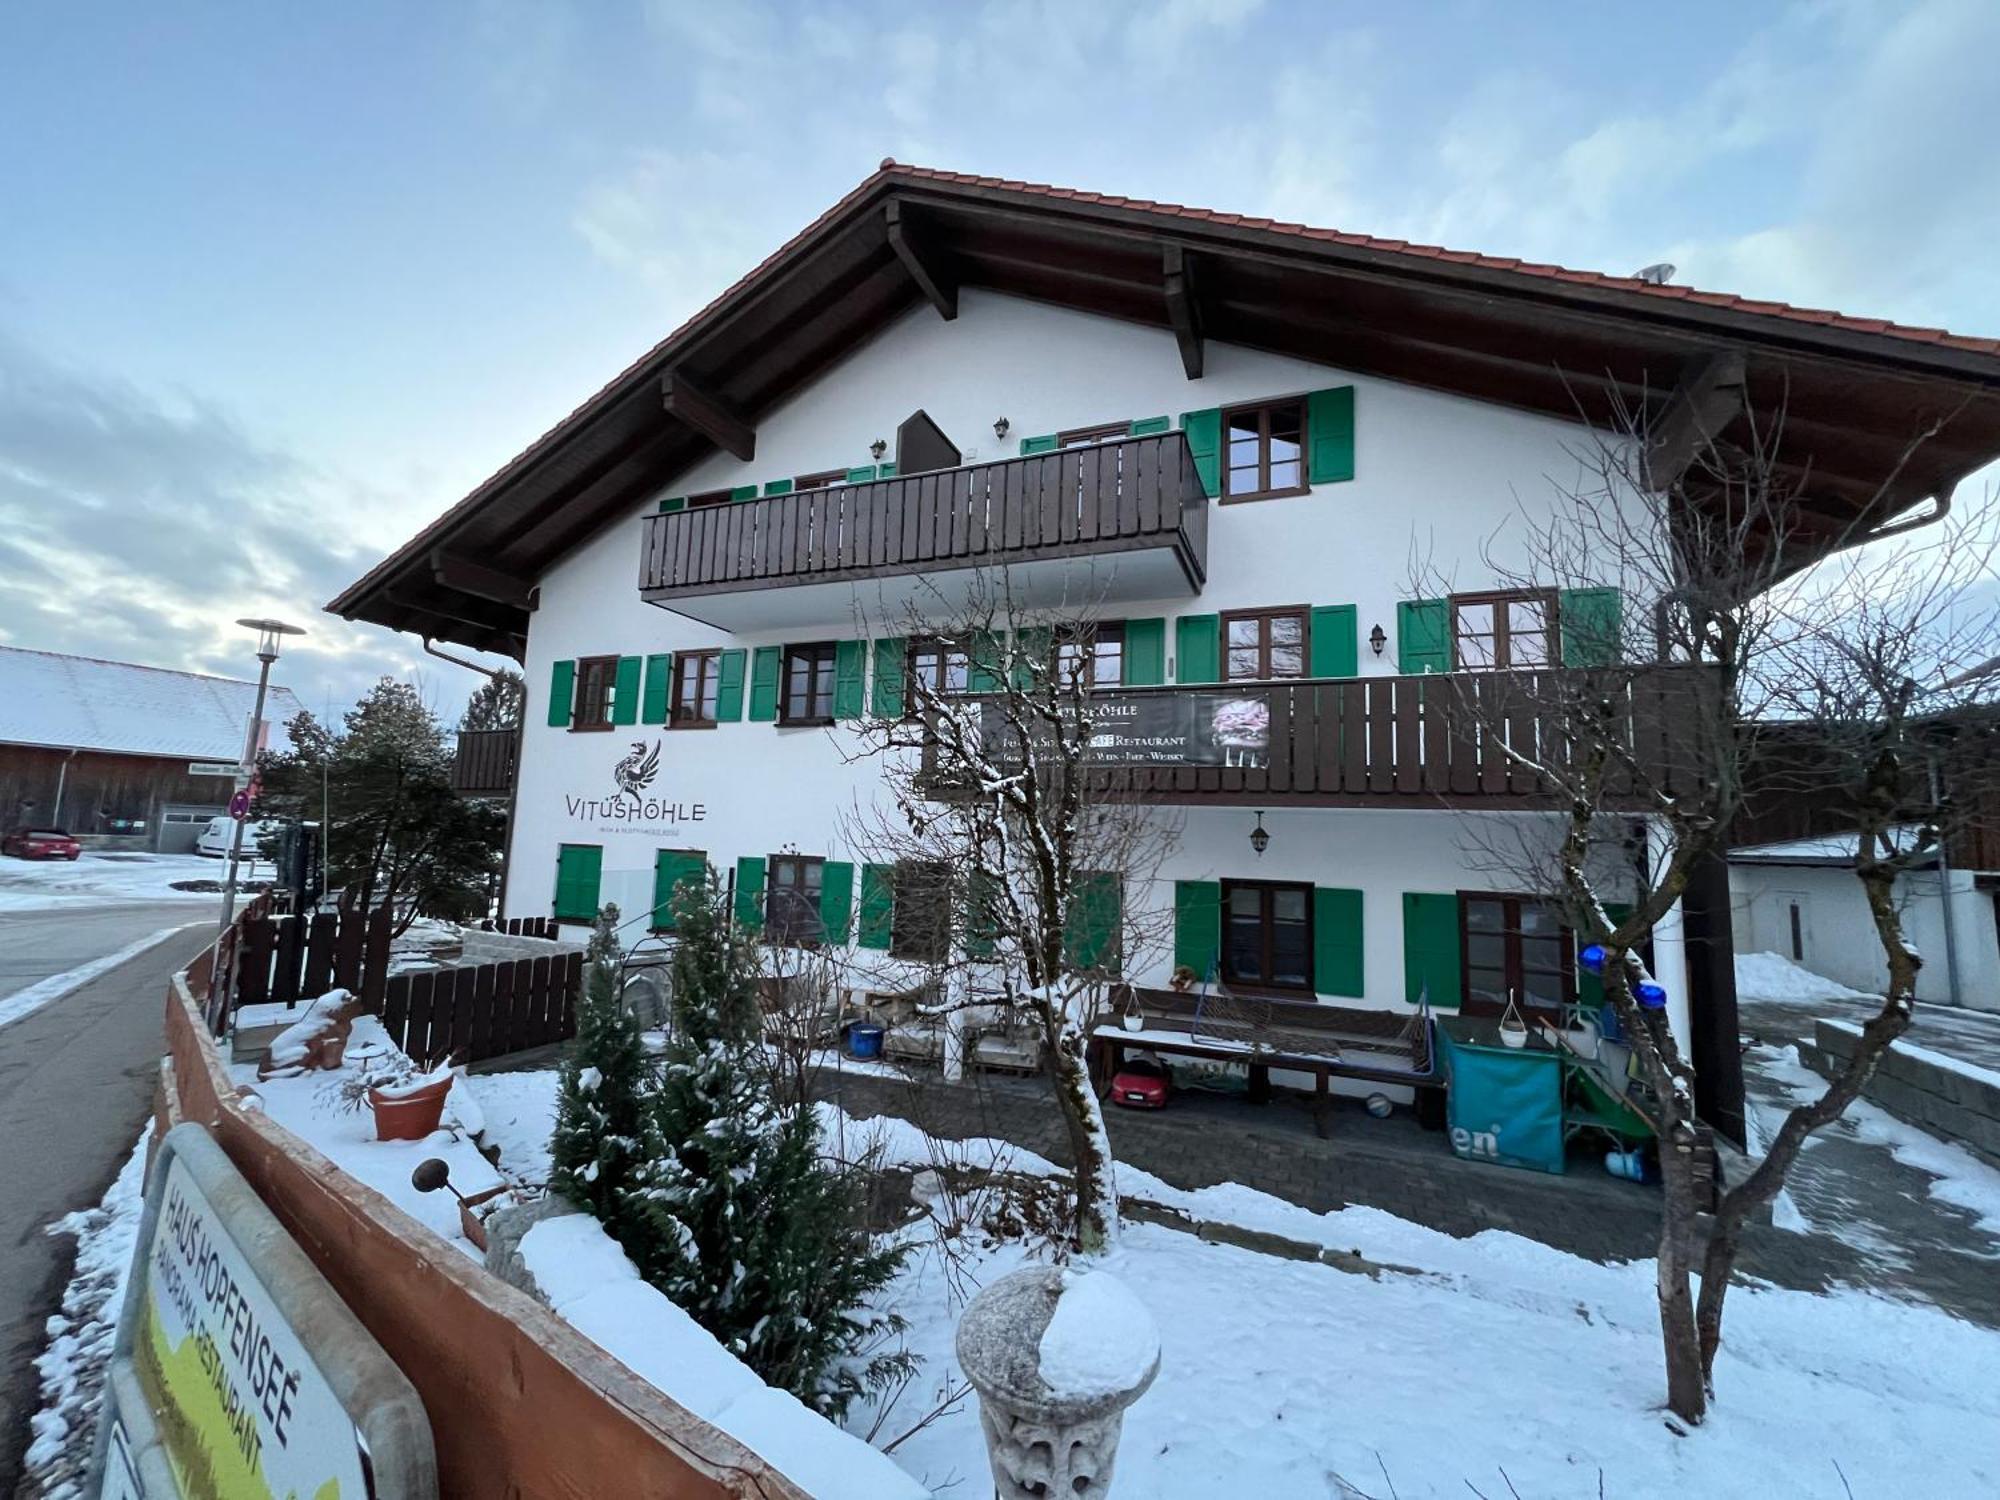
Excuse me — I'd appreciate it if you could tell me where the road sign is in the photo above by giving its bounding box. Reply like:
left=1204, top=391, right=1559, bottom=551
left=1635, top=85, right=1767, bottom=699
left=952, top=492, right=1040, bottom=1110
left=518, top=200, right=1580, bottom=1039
left=186, top=761, right=240, bottom=778
left=227, top=789, right=251, bottom=818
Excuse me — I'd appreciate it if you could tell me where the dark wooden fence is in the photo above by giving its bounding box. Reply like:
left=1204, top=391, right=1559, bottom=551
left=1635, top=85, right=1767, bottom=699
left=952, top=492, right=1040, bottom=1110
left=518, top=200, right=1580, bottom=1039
left=480, top=915, right=560, bottom=938
left=453, top=728, right=520, bottom=796
left=378, top=952, right=583, bottom=1066
left=639, top=431, right=1208, bottom=600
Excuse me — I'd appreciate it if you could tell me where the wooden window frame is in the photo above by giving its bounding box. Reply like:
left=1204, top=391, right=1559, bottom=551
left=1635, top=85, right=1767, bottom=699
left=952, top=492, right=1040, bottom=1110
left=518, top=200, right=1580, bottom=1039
left=1220, top=398, right=1309, bottom=503
left=1057, top=421, right=1130, bottom=448
left=765, top=854, right=825, bottom=946
left=1457, top=890, right=1575, bottom=1018
left=669, top=648, right=722, bottom=729
left=888, top=859, right=950, bottom=962
left=795, top=468, right=849, bottom=491
left=780, top=642, right=839, bottom=726
left=687, top=489, right=732, bottom=509
left=1220, top=606, right=1311, bottom=682
left=907, top=636, right=971, bottom=702
left=571, top=655, right=619, bottom=732
left=1450, top=589, right=1559, bottom=673
left=1219, top=877, right=1316, bottom=994
left=1056, top=621, right=1125, bottom=690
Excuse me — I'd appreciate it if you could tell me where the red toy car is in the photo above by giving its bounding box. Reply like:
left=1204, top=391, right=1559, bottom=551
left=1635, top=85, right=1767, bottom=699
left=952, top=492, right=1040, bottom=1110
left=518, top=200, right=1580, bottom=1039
left=2, top=827, right=82, bottom=860
left=1110, top=1055, right=1171, bottom=1110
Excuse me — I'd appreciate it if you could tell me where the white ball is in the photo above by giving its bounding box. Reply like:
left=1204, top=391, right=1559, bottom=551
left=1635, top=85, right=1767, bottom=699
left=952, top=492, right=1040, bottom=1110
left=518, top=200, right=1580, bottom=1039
left=1365, top=1092, right=1393, bottom=1119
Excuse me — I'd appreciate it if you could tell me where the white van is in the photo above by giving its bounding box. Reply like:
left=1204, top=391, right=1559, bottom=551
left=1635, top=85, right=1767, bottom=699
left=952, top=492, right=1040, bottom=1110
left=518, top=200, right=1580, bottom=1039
left=195, top=816, right=284, bottom=860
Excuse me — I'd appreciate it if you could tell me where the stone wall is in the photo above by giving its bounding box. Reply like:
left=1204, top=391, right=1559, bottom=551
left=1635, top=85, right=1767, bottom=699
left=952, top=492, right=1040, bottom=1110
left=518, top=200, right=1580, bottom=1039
left=1801, top=1019, right=2000, bottom=1167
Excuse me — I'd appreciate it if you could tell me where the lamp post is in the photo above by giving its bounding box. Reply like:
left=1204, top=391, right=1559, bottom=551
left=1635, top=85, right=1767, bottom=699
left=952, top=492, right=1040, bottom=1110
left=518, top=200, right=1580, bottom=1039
left=218, top=617, right=305, bottom=937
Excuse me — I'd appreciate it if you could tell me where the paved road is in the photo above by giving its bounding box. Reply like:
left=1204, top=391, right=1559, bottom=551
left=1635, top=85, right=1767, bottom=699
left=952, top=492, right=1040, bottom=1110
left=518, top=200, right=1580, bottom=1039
left=0, top=907, right=208, bottom=1496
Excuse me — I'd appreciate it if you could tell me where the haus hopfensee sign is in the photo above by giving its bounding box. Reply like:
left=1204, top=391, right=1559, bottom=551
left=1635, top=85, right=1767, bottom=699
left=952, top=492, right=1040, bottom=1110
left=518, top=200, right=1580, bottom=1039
left=981, top=691, right=1274, bottom=769
left=560, top=737, right=709, bottom=838
left=92, top=1124, right=434, bottom=1500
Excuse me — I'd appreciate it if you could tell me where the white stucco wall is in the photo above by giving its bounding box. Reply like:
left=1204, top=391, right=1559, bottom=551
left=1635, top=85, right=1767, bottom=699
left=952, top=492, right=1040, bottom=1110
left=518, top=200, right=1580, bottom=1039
left=1730, top=862, right=2000, bottom=1011
left=506, top=288, right=1671, bottom=1023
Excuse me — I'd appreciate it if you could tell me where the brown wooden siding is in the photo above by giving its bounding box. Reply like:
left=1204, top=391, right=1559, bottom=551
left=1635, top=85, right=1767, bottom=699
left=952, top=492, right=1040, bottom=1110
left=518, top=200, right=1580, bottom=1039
left=638, top=432, right=1207, bottom=602
left=0, top=743, right=235, bottom=840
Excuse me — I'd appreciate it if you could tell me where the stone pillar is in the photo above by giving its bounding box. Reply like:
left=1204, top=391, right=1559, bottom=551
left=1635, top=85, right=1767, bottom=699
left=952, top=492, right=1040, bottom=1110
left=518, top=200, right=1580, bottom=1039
left=956, top=1266, right=1159, bottom=1499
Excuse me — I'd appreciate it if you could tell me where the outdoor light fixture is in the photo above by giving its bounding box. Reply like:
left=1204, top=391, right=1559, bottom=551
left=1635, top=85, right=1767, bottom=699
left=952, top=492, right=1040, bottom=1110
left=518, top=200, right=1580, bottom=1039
left=870, top=438, right=888, bottom=461
left=236, top=615, right=306, bottom=664
left=218, top=615, right=305, bottom=938
left=1369, top=623, right=1387, bottom=656
left=994, top=416, right=1010, bottom=441
left=1249, top=810, right=1270, bottom=857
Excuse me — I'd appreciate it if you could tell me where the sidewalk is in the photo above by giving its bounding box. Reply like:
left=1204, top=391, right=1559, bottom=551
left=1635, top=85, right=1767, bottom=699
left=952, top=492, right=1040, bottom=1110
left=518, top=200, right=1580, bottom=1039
left=1742, top=992, right=2000, bottom=1075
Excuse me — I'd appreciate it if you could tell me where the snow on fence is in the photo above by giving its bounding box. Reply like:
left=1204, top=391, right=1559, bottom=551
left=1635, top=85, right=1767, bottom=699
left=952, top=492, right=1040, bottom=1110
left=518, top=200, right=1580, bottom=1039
left=159, top=958, right=818, bottom=1499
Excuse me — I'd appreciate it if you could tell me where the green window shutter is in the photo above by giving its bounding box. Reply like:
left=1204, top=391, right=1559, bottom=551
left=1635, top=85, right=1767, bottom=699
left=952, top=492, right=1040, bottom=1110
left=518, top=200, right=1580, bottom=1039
left=553, top=844, right=602, bottom=922
left=1313, top=887, right=1365, bottom=997
left=1560, top=587, right=1623, bottom=667
left=1065, top=872, right=1123, bottom=973
left=1403, top=892, right=1462, bottom=1008
left=871, top=637, right=906, bottom=717
left=1123, top=618, right=1166, bottom=685
left=1309, top=605, right=1359, bottom=679
left=730, top=484, right=759, bottom=502
left=1128, top=415, right=1170, bottom=437
left=715, top=649, right=747, bottom=721
left=652, top=850, right=705, bottom=932
left=734, top=856, right=766, bottom=931
left=845, top=465, right=877, bottom=484
left=964, top=872, right=998, bottom=959
left=1018, top=434, right=1058, bottom=456
left=877, top=462, right=896, bottom=478
left=1306, top=386, right=1356, bottom=484
left=1577, top=903, right=1634, bottom=1009
left=858, top=864, right=895, bottom=949
left=641, top=654, right=672, bottom=725
left=820, top=860, right=855, bottom=944
left=1175, top=614, right=1220, bottom=684
left=610, top=656, right=642, bottom=726
left=1012, top=626, right=1052, bottom=690
left=748, top=646, right=782, bottom=722
left=763, top=479, right=794, bottom=496
left=1397, top=599, right=1452, bottom=675
left=1178, top=408, right=1222, bottom=497
left=546, top=659, right=576, bottom=728
left=1173, top=879, right=1221, bottom=978
left=967, top=629, right=1004, bottom=692
left=833, top=639, right=866, bottom=719
left=659, top=496, right=686, bottom=514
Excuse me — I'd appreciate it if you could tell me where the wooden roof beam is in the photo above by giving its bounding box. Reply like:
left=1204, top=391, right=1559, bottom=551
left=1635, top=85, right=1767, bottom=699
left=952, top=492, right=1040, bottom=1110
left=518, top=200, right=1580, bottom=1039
left=661, top=371, right=754, bottom=462
left=1643, top=351, right=1748, bottom=491
left=430, top=550, right=537, bottom=611
left=886, top=200, right=957, bottom=320
left=1163, top=245, right=1204, bottom=380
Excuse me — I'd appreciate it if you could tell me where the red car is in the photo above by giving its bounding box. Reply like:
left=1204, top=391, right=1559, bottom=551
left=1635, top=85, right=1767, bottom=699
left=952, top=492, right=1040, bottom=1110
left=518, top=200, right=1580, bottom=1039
left=1109, top=1056, right=1172, bottom=1110
left=3, top=827, right=82, bottom=860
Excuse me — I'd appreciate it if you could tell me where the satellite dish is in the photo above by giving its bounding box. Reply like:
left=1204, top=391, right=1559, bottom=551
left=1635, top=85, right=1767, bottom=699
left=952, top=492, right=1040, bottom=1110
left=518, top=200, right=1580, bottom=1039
left=1634, top=263, right=1676, bottom=286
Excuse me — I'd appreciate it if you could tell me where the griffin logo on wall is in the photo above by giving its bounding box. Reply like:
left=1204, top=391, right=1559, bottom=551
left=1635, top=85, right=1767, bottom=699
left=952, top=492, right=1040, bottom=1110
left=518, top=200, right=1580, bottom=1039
left=613, top=739, right=661, bottom=798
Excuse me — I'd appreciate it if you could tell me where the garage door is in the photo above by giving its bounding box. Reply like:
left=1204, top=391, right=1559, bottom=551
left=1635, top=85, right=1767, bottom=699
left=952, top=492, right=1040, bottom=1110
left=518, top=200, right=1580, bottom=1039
left=158, top=804, right=225, bottom=854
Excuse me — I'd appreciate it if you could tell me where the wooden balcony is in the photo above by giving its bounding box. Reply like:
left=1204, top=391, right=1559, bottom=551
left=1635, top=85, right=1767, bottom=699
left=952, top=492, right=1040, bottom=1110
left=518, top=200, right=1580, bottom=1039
left=638, top=432, right=1208, bottom=630
left=452, top=728, right=519, bottom=797
left=924, top=669, right=1701, bottom=810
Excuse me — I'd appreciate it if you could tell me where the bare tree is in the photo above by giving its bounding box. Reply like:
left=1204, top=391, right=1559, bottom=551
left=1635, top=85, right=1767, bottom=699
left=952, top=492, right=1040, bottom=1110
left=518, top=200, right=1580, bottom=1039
left=1415, top=395, right=1977, bottom=1423
left=842, top=572, right=1178, bottom=1252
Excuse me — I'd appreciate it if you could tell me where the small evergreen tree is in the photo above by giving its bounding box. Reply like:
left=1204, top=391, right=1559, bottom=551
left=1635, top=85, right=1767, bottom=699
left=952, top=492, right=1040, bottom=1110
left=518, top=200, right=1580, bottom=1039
left=549, top=908, right=650, bottom=1226
left=630, top=873, right=915, bottom=1416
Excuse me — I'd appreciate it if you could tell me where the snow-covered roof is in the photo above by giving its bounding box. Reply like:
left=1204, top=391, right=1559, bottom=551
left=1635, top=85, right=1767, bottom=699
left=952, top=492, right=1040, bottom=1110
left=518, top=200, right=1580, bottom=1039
left=0, top=646, right=306, bottom=760
left=1730, top=824, right=1935, bottom=868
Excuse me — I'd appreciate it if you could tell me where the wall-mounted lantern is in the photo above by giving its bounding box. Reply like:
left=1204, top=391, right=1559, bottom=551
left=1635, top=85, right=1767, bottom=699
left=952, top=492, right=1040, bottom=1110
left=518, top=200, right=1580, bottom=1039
left=870, top=438, right=888, bottom=461
left=1369, top=624, right=1387, bottom=656
left=1249, top=810, right=1270, bottom=857
left=993, top=416, right=1010, bottom=441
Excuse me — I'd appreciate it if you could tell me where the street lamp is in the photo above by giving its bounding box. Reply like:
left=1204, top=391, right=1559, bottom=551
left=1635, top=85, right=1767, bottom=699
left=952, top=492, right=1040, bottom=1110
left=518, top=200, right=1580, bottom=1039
left=218, top=617, right=305, bottom=936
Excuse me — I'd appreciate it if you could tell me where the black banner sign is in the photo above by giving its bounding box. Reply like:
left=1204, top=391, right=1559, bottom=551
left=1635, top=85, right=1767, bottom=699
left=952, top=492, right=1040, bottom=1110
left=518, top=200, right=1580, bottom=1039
left=980, top=691, right=1272, bottom=768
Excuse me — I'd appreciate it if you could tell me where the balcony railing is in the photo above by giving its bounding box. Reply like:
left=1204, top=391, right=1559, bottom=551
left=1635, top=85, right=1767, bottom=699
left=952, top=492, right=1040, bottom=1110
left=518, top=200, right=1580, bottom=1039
left=922, top=668, right=1702, bottom=809
left=452, top=728, right=519, bottom=797
left=638, top=432, right=1207, bottom=607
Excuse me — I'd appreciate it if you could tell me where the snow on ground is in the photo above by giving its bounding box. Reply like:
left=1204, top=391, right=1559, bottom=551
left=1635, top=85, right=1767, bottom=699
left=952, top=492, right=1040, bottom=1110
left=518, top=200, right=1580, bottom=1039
left=1820, top=1017, right=2000, bottom=1094
left=1760, top=1043, right=2000, bottom=1237
left=1735, top=950, right=1873, bottom=1004
left=0, top=851, right=246, bottom=911
left=20, top=1132, right=149, bottom=1500
left=0, top=923, right=202, bottom=1030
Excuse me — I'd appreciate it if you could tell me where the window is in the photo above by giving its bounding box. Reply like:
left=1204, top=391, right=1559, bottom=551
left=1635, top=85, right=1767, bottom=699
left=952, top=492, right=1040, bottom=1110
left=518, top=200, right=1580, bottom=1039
left=890, top=860, right=950, bottom=962
left=766, top=855, right=825, bottom=945
left=1222, top=399, right=1307, bottom=501
left=687, top=489, right=731, bottom=509
left=1058, top=421, right=1129, bottom=448
left=572, top=655, right=618, bottom=731
left=795, top=468, right=849, bottom=491
left=781, top=643, right=839, bottom=724
left=1452, top=590, right=1557, bottom=671
left=671, top=649, right=722, bottom=727
left=908, top=637, right=972, bottom=699
left=1460, top=893, right=1573, bottom=1018
left=1221, top=879, right=1313, bottom=991
left=1055, top=622, right=1125, bottom=689
left=1221, top=608, right=1308, bottom=681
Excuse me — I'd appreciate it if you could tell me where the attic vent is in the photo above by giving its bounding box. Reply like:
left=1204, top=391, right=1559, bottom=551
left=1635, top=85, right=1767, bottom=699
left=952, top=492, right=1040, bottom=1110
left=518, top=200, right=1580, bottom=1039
left=1634, top=263, right=1676, bottom=286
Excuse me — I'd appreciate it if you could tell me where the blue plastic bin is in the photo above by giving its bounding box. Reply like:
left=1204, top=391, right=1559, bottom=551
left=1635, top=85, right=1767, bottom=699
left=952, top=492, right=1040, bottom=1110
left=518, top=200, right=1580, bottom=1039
left=848, top=1023, right=886, bottom=1060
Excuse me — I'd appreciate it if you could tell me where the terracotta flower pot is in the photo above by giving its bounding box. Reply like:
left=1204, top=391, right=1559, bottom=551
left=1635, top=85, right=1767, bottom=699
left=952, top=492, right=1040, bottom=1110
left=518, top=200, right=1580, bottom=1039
left=368, top=1075, right=454, bottom=1141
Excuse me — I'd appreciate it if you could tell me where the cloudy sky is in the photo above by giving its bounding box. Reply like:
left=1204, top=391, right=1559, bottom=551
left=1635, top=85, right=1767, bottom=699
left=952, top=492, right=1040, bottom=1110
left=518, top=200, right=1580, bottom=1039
left=2, top=0, right=1995, bottom=717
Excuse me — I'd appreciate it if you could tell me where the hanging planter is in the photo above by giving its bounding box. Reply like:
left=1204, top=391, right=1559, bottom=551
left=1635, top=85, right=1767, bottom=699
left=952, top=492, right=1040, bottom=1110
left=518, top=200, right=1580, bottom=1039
left=1497, top=993, right=1530, bottom=1050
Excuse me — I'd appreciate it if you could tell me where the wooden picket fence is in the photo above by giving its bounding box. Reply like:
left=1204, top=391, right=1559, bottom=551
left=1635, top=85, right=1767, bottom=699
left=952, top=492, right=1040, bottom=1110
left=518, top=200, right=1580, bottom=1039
left=479, top=916, right=561, bottom=939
